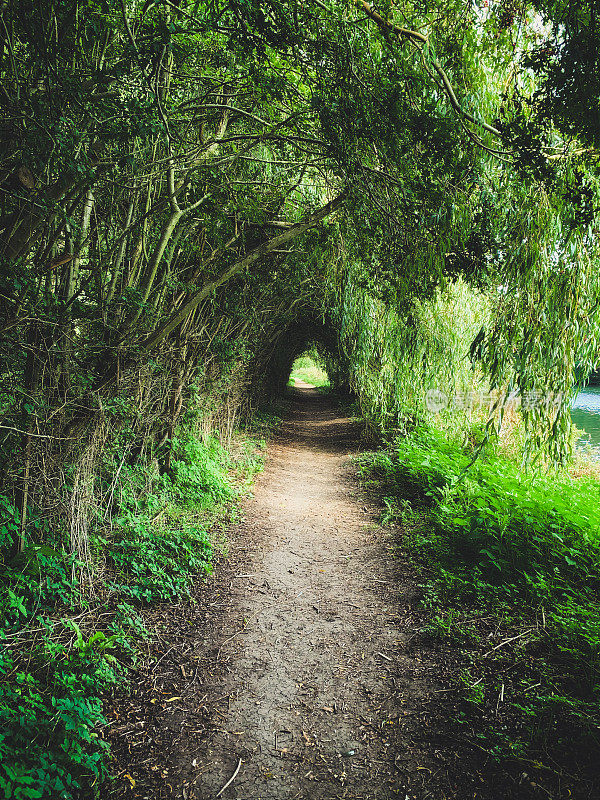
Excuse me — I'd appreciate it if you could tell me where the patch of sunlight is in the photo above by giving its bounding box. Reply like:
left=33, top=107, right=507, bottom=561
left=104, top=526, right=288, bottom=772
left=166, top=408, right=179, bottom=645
left=288, top=355, right=330, bottom=390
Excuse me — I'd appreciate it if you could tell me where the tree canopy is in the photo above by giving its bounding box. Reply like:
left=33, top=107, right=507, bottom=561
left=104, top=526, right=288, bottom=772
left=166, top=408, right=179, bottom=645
left=2, top=2, right=600, bottom=794
left=1, top=0, right=599, bottom=511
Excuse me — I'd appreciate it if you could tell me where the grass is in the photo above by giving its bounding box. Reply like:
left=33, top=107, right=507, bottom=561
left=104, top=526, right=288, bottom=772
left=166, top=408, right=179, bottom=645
left=287, top=355, right=330, bottom=391
left=358, top=425, right=600, bottom=786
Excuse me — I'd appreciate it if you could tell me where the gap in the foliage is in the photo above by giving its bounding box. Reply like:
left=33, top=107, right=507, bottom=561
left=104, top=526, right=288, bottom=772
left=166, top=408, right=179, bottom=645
left=287, top=351, right=330, bottom=392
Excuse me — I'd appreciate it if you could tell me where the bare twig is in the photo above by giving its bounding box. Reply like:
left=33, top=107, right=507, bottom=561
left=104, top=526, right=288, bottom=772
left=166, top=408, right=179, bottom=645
left=216, top=759, right=242, bottom=798
left=0, top=424, right=76, bottom=440
left=482, top=628, right=534, bottom=657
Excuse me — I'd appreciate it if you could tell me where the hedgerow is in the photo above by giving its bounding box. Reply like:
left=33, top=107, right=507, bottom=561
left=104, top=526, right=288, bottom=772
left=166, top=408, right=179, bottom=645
left=0, top=420, right=267, bottom=799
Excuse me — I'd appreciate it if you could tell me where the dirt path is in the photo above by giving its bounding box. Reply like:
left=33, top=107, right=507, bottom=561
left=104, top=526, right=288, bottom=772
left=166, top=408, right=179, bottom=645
left=108, top=386, right=479, bottom=800
left=180, top=384, right=435, bottom=799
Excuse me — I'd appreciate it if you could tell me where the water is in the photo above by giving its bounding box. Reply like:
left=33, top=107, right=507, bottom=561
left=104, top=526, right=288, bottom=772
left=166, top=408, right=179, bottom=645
left=571, top=386, right=600, bottom=449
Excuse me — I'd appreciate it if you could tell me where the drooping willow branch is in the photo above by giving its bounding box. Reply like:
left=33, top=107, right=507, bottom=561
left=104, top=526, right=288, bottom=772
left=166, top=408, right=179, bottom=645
left=356, top=1, right=502, bottom=139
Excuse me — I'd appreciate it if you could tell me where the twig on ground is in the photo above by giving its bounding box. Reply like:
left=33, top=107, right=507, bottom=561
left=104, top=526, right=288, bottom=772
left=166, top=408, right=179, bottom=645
left=482, top=628, right=534, bottom=657
left=151, top=645, right=176, bottom=671
left=215, top=758, right=242, bottom=798
left=217, top=624, right=248, bottom=659
left=375, top=651, right=392, bottom=661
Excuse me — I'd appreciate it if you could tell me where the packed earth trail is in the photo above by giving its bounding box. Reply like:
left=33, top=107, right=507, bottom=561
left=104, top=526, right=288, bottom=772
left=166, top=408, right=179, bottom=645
left=181, top=383, right=433, bottom=799
left=108, top=386, right=500, bottom=800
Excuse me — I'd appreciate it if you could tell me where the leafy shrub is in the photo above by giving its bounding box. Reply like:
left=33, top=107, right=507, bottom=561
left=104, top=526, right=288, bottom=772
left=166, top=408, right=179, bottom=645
left=0, top=421, right=261, bottom=798
left=0, top=494, right=19, bottom=553
left=0, top=547, right=119, bottom=800
left=0, top=639, right=114, bottom=800
left=166, top=435, right=233, bottom=504
left=107, top=524, right=212, bottom=602
left=3, top=546, right=82, bottom=621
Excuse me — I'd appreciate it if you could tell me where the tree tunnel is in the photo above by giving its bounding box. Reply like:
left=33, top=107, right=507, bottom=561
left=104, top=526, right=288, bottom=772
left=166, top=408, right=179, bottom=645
left=249, top=313, right=350, bottom=402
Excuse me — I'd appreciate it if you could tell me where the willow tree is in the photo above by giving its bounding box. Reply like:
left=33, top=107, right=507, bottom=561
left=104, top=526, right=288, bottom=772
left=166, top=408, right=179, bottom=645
left=0, top=0, right=599, bottom=552
left=304, top=0, right=600, bottom=460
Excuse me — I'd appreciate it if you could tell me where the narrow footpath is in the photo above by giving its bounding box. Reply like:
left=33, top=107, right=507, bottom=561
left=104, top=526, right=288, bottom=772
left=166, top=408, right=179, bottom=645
left=108, top=385, right=490, bottom=800
left=184, top=383, right=434, bottom=799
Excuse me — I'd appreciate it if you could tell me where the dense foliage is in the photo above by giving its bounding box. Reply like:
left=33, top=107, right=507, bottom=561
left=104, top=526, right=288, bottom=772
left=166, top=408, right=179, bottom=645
left=359, top=427, right=600, bottom=787
left=2, top=0, right=600, bottom=794
left=0, top=405, right=270, bottom=798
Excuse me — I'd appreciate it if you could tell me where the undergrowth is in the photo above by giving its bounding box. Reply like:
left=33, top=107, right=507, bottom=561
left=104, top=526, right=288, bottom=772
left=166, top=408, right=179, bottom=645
left=0, top=418, right=273, bottom=799
left=358, top=426, right=600, bottom=779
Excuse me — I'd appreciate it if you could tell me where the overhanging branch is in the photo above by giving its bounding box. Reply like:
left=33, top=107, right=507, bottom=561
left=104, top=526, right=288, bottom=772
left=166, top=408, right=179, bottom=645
left=357, top=1, right=501, bottom=139
left=137, top=191, right=348, bottom=354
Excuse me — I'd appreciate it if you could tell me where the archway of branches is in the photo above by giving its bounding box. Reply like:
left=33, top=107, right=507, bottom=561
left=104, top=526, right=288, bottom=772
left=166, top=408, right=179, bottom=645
left=250, top=313, right=349, bottom=402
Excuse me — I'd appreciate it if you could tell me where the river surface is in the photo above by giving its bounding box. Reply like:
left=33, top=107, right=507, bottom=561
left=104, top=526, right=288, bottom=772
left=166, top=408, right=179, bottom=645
left=571, top=386, right=600, bottom=449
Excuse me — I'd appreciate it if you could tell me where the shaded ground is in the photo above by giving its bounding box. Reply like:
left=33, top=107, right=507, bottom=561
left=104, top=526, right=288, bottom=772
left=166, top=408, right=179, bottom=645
left=106, top=385, right=548, bottom=799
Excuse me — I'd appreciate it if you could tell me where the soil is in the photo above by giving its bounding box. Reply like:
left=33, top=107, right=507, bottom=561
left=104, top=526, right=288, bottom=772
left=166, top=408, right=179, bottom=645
left=106, top=384, right=562, bottom=800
